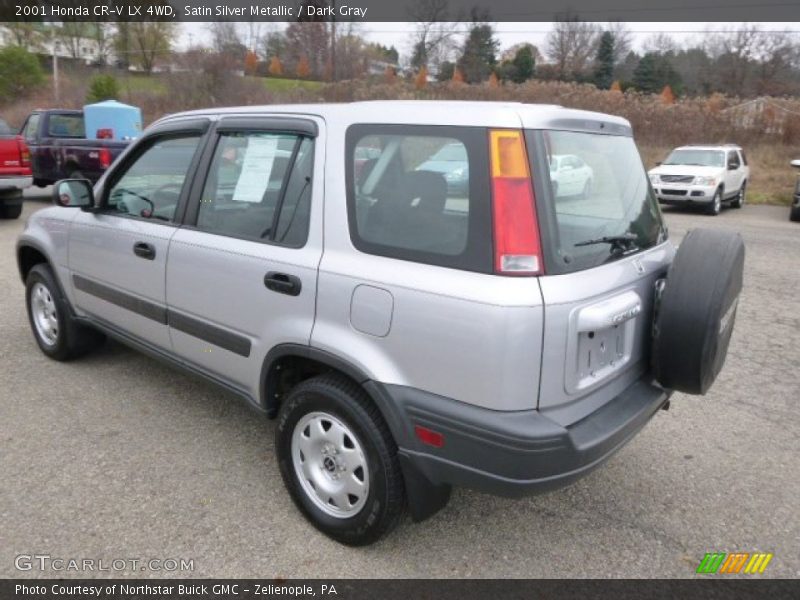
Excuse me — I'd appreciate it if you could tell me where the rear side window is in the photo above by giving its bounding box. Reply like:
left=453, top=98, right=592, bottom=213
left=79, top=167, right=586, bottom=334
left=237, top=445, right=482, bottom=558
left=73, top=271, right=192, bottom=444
left=528, top=130, right=665, bottom=275
left=345, top=124, right=492, bottom=272
left=739, top=150, right=748, bottom=165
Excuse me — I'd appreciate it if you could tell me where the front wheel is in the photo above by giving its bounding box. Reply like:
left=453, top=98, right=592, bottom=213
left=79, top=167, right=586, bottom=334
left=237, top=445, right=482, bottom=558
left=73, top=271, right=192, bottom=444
left=0, top=202, right=22, bottom=219
left=25, top=264, right=105, bottom=360
left=276, top=374, right=406, bottom=546
left=706, top=189, right=722, bottom=216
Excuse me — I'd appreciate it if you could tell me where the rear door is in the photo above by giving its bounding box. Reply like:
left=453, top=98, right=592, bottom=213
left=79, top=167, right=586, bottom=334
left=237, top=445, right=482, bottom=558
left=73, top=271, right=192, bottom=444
left=67, top=119, right=209, bottom=350
left=526, top=128, right=673, bottom=424
left=165, top=116, right=322, bottom=400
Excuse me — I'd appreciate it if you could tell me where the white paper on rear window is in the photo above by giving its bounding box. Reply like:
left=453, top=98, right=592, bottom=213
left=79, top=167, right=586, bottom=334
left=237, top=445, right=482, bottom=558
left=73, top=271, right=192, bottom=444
left=233, top=136, right=279, bottom=203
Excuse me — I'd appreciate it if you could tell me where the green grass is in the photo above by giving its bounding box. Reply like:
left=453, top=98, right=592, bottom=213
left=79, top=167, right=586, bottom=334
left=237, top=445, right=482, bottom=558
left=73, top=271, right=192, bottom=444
left=251, top=76, right=325, bottom=93
left=121, top=74, right=167, bottom=95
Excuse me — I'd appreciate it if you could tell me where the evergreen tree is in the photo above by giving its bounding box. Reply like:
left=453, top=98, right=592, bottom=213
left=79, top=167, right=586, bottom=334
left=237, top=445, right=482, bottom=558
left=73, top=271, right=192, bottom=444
left=512, top=45, right=535, bottom=83
left=457, top=22, right=499, bottom=83
left=593, top=31, right=615, bottom=89
left=632, top=52, right=682, bottom=94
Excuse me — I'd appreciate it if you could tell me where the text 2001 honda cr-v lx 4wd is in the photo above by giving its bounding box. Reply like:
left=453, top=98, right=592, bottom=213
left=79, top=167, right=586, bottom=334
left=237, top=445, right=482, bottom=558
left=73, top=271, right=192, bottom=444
left=17, top=102, right=744, bottom=545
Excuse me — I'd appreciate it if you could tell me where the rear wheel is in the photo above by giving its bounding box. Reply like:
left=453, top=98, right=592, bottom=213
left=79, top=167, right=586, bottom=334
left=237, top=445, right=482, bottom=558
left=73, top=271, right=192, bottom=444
left=25, top=264, right=105, bottom=360
left=0, top=202, right=22, bottom=219
left=731, top=182, right=746, bottom=208
left=706, top=189, right=722, bottom=216
left=276, top=374, right=406, bottom=546
left=0, top=189, right=23, bottom=219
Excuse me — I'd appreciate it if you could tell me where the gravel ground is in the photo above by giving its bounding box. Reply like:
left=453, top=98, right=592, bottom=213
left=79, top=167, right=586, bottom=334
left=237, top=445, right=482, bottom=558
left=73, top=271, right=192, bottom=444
left=1, top=194, right=798, bottom=578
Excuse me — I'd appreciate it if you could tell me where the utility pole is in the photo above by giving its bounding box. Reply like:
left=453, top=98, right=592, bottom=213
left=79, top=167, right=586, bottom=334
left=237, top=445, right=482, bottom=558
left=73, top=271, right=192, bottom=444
left=331, top=1, right=336, bottom=82
left=51, top=28, right=59, bottom=105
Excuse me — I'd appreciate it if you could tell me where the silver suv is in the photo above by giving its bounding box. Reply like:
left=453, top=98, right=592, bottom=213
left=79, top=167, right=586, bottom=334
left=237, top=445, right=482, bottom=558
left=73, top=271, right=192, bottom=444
left=16, top=102, right=744, bottom=545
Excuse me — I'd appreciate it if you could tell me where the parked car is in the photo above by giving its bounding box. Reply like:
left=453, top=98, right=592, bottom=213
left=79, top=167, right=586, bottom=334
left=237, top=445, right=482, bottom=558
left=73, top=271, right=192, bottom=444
left=549, top=153, right=594, bottom=198
left=17, top=102, right=744, bottom=546
left=19, top=109, right=130, bottom=186
left=648, top=144, right=749, bottom=215
left=790, top=160, right=800, bottom=222
left=0, top=117, right=32, bottom=220
left=416, top=141, right=469, bottom=196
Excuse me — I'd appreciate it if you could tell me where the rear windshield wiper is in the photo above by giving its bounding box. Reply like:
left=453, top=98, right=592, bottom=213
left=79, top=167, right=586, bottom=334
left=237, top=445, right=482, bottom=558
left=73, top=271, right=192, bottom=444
left=574, top=233, right=640, bottom=251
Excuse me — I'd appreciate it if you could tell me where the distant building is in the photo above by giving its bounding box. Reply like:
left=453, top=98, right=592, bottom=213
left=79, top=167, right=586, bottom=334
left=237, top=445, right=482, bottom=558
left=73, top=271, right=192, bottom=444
left=0, top=23, right=117, bottom=66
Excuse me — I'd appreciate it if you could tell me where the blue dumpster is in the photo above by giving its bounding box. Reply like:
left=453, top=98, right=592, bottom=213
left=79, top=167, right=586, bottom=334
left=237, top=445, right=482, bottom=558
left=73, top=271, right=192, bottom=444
left=83, top=100, right=142, bottom=140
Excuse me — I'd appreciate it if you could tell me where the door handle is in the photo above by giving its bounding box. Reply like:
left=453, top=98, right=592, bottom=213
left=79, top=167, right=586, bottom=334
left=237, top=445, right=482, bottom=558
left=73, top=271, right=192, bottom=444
left=133, top=241, right=156, bottom=260
left=264, top=272, right=301, bottom=296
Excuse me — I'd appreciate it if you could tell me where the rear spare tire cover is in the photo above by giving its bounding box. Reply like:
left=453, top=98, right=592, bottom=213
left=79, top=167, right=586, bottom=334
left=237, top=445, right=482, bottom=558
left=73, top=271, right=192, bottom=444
left=653, top=228, right=745, bottom=395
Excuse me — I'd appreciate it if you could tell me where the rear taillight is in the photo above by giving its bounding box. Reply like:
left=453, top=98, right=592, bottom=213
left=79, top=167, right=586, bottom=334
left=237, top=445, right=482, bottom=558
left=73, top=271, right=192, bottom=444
left=489, top=129, right=543, bottom=276
left=99, top=147, right=112, bottom=169
left=16, top=136, right=30, bottom=167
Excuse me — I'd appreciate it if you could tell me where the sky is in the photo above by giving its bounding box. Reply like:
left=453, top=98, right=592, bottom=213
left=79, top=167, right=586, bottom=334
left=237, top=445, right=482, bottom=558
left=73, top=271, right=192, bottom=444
left=177, top=21, right=800, bottom=59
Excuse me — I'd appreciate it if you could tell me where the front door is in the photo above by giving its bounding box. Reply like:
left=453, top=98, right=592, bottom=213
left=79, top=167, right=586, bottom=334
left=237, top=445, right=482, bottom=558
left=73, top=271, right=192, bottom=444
left=68, top=122, right=208, bottom=350
left=166, top=117, right=323, bottom=400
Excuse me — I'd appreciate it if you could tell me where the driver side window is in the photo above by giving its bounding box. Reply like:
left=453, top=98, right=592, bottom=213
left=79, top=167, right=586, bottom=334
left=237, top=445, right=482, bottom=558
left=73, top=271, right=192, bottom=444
left=105, top=134, right=202, bottom=221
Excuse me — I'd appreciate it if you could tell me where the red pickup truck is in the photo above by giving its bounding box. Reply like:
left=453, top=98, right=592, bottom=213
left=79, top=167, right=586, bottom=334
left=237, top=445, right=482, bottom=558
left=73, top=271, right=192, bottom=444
left=0, top=118, right=32, bottom=220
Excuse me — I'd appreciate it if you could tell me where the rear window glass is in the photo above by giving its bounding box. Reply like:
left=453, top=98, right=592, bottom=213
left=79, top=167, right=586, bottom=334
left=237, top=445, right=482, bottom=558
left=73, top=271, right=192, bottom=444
left=345, top=124, right=492, bottom=272
left=529, top=130, right=665, bottom=274
left=48, top=114, right=85, bottom=138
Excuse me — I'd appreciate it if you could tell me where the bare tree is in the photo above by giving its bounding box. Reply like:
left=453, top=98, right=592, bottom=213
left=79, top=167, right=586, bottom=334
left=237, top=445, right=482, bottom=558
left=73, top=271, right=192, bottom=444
left=752, top=30, right=800, bottom=95
left=546, top=13, right=600, bottom=80
left=704, top=25, right=761, bottom=95
left=129, top=22, right=175, bottom=74
left=605, top=21, right=633, bottom=65
left=642, top=32, right=680, bottom=55
left=57, top=22, right=86, bottom=59
left=407, top=0, right=459, bottom=70
left=4, top=23, right=42, bottom=51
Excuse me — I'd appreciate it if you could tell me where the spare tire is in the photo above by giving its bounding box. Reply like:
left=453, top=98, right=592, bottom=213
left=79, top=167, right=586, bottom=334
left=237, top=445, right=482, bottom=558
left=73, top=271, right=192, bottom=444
left=653, top=228, right=745, bottom=395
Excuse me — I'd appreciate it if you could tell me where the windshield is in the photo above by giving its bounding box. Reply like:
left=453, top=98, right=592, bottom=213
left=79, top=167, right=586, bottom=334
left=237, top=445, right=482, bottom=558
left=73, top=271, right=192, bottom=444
left=530, top=130, right=665, bottom=274
left=663, top=149, right=725, bottom=167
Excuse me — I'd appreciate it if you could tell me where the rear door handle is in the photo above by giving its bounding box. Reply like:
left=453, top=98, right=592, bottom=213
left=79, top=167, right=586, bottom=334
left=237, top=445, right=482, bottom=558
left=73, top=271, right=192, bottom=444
left=133, top=242, right=156, bottom=260
left=264, top=272, right=301, bottom=296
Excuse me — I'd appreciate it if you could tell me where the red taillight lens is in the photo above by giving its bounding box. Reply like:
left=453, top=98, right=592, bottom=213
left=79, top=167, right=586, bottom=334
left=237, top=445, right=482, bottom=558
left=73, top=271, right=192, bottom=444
left=96, top=128, right=113, bottom=139
left=414, top=425, right=444, bottom=448
left=99, top=147, right=111, bottom=169
left=489, top=130, right=543, bottom=276
left=16, top=136, right=30, bottom=167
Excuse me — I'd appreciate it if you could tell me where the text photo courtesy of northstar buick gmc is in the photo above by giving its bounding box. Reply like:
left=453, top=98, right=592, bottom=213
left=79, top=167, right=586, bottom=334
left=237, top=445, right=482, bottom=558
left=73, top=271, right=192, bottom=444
left=16, top=102, right=744, bottom=545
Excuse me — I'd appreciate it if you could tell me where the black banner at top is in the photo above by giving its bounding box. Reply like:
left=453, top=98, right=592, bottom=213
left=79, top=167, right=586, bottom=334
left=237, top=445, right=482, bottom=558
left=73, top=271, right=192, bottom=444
left=2, top=0, right=800, bottom=22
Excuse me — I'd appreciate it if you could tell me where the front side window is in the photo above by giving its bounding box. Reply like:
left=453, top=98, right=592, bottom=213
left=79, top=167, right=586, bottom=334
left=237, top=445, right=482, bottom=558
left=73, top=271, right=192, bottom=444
left=196, top=132, right=313, bottom=246
left=346, top=124, right=491, bottom=272
left=728, top=150, right=741, bottom=168
left=532, top=130, right=665, bottom=274
left=105, top=134, right=202, bottom=221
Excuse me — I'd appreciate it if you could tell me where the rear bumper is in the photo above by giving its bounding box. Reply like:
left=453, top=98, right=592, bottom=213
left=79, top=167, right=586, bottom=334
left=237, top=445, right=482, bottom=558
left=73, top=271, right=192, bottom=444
left=370, top=376, right=670, bottom=498
left=0, top=176, right=32, bottom=192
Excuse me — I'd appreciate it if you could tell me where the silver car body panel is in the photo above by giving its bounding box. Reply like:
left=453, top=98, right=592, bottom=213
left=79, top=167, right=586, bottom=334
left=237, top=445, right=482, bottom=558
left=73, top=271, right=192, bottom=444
left=20, top=101, right=671, bottom=417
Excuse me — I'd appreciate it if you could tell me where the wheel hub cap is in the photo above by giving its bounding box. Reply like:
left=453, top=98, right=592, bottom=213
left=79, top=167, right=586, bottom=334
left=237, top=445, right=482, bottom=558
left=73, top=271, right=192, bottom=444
left=30, top=282, right=59, bottom=346
left=291, top=411, right=370, bottom=518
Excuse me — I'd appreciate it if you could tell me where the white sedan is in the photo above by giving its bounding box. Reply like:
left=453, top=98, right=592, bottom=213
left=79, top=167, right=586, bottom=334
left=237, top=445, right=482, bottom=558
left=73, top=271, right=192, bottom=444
left=550, top=154, right=594, bottom=199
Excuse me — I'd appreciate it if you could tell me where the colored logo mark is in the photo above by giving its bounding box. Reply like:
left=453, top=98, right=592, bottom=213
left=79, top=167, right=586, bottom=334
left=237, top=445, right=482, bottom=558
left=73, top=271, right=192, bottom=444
left=696, top=552, right=773, bottom=574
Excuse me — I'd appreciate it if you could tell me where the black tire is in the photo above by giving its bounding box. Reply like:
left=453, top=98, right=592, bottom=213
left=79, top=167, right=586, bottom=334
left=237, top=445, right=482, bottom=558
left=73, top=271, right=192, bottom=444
left=25, top=264, right=105, bottom=361
left=1, top=202, right=22, bottom=219
left=653, top=228, right=745, bottom=395
left=706, top=188, right=722, bottom=215
left=790, top=203, right=800, bottom=222
left=731, top=182, right=746, bottom=208
left=276, top=374, right=406, bottom=546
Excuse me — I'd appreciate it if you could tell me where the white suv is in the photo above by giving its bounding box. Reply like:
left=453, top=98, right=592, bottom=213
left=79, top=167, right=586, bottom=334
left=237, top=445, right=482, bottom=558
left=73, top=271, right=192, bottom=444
left=649, top=145, right=749, bottom=215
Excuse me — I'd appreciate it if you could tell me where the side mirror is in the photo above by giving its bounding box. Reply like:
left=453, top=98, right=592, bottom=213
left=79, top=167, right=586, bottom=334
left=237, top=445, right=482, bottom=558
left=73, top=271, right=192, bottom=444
left=790, top=159, right=800, bottom=169
left=53, top=179, right=94, bottom=209
left=655, top=161, right=662, bottom=166
left=727, top=162, right=737, bottom=170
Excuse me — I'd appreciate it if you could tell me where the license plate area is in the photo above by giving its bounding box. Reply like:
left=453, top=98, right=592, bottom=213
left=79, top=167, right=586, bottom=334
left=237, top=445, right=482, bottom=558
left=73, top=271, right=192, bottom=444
left=565, top=290, right=641, bottom=394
